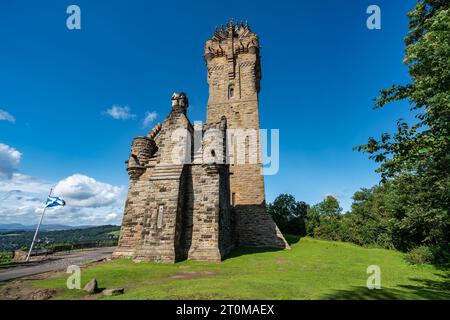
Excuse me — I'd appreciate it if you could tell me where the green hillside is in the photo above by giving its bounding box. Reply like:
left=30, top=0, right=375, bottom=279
left=25, top=236, right=449, bottom=300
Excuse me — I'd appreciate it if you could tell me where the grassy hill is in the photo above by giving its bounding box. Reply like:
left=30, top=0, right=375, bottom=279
left=23, top=236, right=450, bottom=300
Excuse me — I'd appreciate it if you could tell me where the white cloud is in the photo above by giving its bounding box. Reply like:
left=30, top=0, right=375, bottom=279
left=105, top=213, right=118, bottom=222
left=0, top=174, right=125, bottom=226
left=104, top=105, right=136, bottom=120
left=142, top=111, right=158, bottom=129
left=0, top=109, right=15, bottom=123
left=0, top=143, right=22, bottom=179
left=0, top=144, right=126, bottom=226
left=53, top=174, right=123, bottom=208
left=41, top=206, right=124, bottom=226
left=0, top=173, right=51, bottom=194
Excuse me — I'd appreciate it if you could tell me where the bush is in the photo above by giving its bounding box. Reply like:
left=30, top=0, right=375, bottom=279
left=405, top=246, right=434, bottom=265
left=0, top=251, right=13, bottom=265
left=50, top=243, right=73, bottom=252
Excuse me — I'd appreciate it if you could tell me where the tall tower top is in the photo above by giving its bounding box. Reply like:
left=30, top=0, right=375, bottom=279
left=204, top=20, right=260, bottom=63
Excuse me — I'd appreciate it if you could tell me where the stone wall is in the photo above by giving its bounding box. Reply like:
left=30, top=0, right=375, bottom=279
left=113, top=137, right=156, bottom=258
left=133, top=168, right=184, bottom=263
left=187, top=164, right=222, bottom=261
left=113, top=179, right=146, bottom=258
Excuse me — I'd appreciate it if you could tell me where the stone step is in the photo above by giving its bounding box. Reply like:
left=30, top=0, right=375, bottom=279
left=150, top=164, right=184, bottom=181
left=153, top=168, right=181, bottom=172
left=152, top=169, right=182, bottom=174
left=151, top=176, right=180, bottom=181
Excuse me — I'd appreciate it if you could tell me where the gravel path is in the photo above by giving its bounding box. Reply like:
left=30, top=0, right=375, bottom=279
left=0, top=247, right=115, bottom=283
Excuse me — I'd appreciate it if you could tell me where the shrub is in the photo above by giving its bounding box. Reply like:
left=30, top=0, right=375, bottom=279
left=50, top=243, right=73, bottom=252
left=0, top=251, right=13, bottom=265
left=405, top=246, right=433, bottom=265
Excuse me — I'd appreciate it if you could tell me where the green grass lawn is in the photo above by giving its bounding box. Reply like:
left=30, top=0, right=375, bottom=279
left=31, top=236, right=449, bottom=300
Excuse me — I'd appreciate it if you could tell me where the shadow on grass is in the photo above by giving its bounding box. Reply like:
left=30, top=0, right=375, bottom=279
left=224, top=247, right=281, bottom=260
left=224, top=235, right=302, bottom=260
left=322, top=272, right=450, bottom=300
left=284, top=234, right=301, bottom=246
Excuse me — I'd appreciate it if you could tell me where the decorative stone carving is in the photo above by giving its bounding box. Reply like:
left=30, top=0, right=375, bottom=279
left=148, top=123, right=162, bottom=140
left=171, top=92, right=189, bottom=111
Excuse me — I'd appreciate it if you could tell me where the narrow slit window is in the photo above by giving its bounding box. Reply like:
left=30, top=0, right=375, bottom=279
left=228, top=85, right=234, bottom=99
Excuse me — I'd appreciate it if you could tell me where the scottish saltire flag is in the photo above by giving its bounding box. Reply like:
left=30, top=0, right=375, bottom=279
left=45, top=196, right=66, bottom=208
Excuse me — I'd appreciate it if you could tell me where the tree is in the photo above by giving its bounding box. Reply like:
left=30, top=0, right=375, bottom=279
left=344, top=185, right=395, bottom=249
left=267, top=194, right=308, bottom=236
left=314, top=195, right=342, bottom=218
left=306, top=195, right=344, bottom=240
left=354, top=1, right=450, bottom=262
left=305, top=207, right=320, bottom=236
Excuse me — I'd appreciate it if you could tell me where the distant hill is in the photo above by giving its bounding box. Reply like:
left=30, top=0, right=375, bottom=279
left=0, top=224, right=95, bottom=232
left=0, top=225, right=120, bottom=251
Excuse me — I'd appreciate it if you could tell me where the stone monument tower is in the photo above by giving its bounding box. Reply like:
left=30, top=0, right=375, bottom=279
left=113, top=21, right=288, bottom=264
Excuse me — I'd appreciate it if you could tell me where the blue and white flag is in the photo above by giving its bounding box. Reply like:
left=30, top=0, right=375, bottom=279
left=45, top=196, right=66, bottom=208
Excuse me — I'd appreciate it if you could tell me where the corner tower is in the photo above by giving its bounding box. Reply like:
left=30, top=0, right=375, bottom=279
left=204, top=20, right=288, bottom=248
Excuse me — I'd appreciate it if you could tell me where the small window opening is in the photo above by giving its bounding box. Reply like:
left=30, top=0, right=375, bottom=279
left=228, top=86, right=235, bottom=99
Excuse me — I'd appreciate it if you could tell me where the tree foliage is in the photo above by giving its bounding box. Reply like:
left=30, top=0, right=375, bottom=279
left=305, top=195, right=346, bottom=241
left=267, top=194, right=308, bottom=236
left=354, top=0, right=450, bottom=262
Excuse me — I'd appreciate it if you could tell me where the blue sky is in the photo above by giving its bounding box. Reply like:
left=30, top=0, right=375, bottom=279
left=0, top=0, right=416, bottom=225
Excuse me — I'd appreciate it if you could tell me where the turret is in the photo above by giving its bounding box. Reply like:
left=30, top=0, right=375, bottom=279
left=126, top=137, right=157, bottom=180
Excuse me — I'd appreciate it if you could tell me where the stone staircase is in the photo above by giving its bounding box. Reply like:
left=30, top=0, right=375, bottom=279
left=150, top=164, right=184, bottom=181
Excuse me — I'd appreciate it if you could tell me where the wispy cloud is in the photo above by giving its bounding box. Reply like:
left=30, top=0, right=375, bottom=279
left=104, top=105, right=136, bottom=120
left=141, top=111, right=158, bottom=129
left=0, top=109, right=16, bottom=123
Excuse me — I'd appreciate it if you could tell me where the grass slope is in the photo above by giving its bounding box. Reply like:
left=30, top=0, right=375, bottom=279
left=33, top=236, right=449, bottom=300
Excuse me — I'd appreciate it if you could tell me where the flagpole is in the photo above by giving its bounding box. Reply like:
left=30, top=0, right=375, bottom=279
left=26, top=188, right=53, bottom=262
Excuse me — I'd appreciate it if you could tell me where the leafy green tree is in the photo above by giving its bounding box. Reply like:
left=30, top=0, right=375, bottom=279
left=314, top=195, right=342, bottom=217
left=344, top=185, right=395, bottom=249
left=354, top=1, right=450, bottom=262
left=267, top=194, right=308, bottom=236
left=305, top=207, right=320, bottom=236
left=306, top=195, right=344, bottom=240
